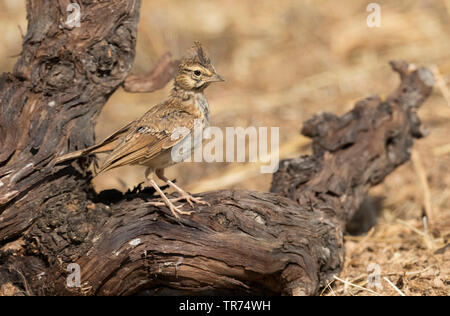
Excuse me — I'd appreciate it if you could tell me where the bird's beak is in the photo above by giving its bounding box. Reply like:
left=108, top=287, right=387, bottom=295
left=208, top=73, right=225, bottom=83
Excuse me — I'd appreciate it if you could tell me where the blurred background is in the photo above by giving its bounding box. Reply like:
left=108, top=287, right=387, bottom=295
left=0, top=0, right=448, bottom=295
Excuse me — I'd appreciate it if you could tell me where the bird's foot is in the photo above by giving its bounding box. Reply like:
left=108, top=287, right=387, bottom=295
left=166, top=200, right=194, bottom=219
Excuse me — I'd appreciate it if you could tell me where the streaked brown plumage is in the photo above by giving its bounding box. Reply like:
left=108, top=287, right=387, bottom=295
left=55, top=42, right=224, bottom=218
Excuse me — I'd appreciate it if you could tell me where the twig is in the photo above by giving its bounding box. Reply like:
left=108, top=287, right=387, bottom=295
left=396, top=219, right=427, bottom=237
left=433, top=143, right=450, bottom=156
left=10, top=265, right=33, bottom=296
left=123, top=52, right=179, bottom=93
left=444, top=0, right=450, bottom=27
left=383, top=277, right=406, bottom=296
left=333, top=275, right=382, bottom=296
left=396, top=219, right=434, bottom=250
left=321, top=279, right=337, bottom=296
left=344, top=227, right=376, bottom=268
left=430, top=65, right=450, bottom=107
left=404, top=266, right=432, bottom=276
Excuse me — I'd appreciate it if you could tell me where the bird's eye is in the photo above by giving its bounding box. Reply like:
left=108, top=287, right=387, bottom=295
left=194, top=70, right=201, bottom=76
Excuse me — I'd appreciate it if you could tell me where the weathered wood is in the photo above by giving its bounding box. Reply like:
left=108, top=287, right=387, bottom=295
left=272, top=60, right=434, bottom=226
left=0, top=1, right=433, bottom=296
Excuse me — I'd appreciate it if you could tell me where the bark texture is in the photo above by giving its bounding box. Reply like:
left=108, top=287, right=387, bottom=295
left=0, top=1, right=434, bottom=296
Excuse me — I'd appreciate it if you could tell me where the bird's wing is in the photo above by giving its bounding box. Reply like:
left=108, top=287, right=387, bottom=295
left=97, top=101, right=201, bottom=173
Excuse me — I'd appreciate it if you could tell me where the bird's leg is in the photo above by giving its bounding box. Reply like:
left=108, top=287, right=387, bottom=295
left=155, top=168, right=210, bottom=208
left=144, top=168, right=193, bottom=218
left=142, top=196, right=192, bottom=207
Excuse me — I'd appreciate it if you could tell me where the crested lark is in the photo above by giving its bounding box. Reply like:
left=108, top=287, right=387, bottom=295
left=56, top=42, right=224, bottom=218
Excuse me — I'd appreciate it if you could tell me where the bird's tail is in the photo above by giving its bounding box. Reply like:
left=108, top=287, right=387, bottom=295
left=54, top=142, right=116, bottom=164
left=54, top=121, right=132, bottom=165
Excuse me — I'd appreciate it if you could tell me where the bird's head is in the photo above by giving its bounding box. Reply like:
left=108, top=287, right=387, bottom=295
left=175, top=42, right=224, bottom=91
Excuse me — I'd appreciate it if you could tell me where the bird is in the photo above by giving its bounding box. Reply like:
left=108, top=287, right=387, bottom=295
left=55, top=42, right=224, bottom=219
